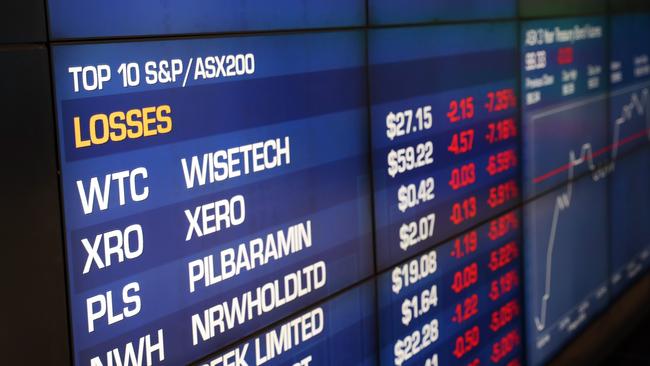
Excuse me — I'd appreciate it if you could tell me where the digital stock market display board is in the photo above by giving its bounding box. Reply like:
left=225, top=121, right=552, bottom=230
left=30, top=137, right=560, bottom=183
left=9, top=1, right=649, bottom=366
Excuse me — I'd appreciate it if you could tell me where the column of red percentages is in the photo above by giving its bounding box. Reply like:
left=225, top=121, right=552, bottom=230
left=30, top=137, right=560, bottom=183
left=447, top=89, right=519, bottom=227
left=449, top=211, right=523, bottom=365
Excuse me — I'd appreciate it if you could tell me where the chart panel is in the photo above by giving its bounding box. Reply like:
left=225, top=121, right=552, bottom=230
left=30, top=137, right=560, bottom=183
left=52, top=31, right=374, bottom=366
left=377, top=210, right=524, bottom=366
left=370, top=22, right=520, bottom=270
left=523, top=175, right=609, bottom=366
left=521, top=17, right=608, bottom=199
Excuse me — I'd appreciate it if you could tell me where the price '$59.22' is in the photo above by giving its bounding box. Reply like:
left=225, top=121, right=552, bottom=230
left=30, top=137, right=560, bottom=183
left=387, top=141, right=434, bottom=178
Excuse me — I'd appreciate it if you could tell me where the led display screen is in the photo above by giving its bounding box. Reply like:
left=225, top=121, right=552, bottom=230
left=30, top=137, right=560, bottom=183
left=21, top=2, right=650, bottom=366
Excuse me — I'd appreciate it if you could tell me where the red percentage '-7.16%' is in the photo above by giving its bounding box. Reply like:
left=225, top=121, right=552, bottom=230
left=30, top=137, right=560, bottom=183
left=485, top=118, right=518, bottom=144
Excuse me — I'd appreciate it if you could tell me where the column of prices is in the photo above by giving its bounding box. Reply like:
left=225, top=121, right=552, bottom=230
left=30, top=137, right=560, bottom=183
left=378, top=210, right=524, bottom=366
left=370, top=22, right=521, bottom=269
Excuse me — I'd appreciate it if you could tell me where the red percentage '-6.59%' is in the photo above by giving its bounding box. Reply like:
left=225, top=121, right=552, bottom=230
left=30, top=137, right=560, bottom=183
left=486, top=149, right=518, bottom=176
left=485, top=118, right=517, bottom=144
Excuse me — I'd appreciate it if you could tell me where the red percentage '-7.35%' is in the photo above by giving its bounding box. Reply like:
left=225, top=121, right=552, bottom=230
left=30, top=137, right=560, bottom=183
left=485, top=88, right=517, bottom=113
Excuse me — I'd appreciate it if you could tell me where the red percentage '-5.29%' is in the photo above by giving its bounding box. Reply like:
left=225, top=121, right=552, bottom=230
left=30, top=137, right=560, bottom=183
left=488, top=241, right=520, bottom=272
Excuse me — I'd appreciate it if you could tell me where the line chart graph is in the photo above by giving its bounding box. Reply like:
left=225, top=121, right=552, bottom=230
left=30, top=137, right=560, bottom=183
left=533, top=86, right=650, bottom=331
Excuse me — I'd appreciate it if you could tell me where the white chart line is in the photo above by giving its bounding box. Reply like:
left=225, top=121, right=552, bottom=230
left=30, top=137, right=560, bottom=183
left=534, top=87, right=650, bottom=332
left=611, top=88, right=650, bottom=163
